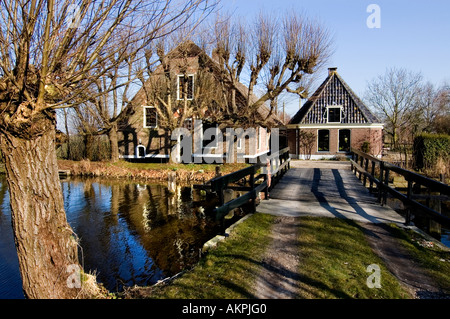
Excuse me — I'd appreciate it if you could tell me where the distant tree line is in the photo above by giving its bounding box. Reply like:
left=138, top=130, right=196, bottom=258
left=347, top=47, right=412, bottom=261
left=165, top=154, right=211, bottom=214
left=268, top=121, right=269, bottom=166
left=365, top=67, right=450, bottom=151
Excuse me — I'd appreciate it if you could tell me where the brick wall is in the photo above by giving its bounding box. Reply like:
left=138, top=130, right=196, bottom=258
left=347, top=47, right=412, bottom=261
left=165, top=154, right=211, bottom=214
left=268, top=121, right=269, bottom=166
left=288, top=127, right=383, bottom=158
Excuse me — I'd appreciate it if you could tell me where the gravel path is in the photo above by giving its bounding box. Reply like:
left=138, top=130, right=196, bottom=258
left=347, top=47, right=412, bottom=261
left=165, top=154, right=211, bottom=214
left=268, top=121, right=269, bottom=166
left=253, top=216, right=301, bottom=299
left=360, top=222, right=450, bottom=299
left=252, top=161, right=449, bottom=299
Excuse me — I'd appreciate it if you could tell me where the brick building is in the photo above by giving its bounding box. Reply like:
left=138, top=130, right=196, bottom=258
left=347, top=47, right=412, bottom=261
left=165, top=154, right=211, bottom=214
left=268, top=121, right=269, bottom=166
left=287, top=68, right=383, bottom=159
left=116, top=41, right=281, bottom=163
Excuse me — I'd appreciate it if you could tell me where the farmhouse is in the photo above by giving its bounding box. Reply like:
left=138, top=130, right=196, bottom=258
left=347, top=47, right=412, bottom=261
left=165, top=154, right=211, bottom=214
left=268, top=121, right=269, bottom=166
left=116, top=41, right=283, bottom=163
left=287, top=68, right=384, bottom=159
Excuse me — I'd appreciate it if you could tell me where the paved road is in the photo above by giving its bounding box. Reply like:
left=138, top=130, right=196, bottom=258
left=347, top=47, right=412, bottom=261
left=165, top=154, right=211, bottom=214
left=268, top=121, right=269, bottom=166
left=258, top=163, right=405, bottom=224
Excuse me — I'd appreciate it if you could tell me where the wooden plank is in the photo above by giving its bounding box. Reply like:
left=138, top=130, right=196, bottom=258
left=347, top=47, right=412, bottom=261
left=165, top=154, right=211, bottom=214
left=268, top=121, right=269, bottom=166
left=349, top=159, right=380, bottom=185
left=351, top=148, right=381, bottom=163
left=215, top=181, right=267, bottom=220
left=210, top=165, right=256, bottom=193
left=383, top=162, right=450, bottom=195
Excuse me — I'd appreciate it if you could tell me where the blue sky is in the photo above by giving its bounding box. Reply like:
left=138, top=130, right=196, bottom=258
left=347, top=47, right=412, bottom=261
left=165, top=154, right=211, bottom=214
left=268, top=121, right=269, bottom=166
left=221, top=0, right=450, bottom=116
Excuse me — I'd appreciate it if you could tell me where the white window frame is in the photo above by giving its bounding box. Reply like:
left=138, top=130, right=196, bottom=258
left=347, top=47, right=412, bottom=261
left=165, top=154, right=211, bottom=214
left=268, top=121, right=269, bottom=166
left=177, top=74, right=194, bottom=101
left=327, top=106, right=343, bottom=123
left=184, top=117, right=193, bottom=131
left=317, top=129, right=330, bottom=152
left=143, top=106, right=158, bottom=129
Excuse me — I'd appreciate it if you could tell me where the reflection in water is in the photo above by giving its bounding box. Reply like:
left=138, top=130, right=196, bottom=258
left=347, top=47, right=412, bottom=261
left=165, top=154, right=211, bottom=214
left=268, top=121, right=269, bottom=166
left=0, top=176, right=220, bottom=298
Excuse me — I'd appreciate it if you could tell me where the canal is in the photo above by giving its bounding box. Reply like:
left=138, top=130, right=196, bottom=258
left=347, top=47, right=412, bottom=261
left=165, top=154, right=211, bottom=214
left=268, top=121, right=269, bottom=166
left=0, top=175, right=224, bottom=299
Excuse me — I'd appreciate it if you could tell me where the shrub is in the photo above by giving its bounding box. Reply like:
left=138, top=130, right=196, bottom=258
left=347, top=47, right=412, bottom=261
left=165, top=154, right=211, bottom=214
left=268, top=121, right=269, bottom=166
left=361, top=141, right=371, bottom=154
left=413, top=133, right=450, bottom=174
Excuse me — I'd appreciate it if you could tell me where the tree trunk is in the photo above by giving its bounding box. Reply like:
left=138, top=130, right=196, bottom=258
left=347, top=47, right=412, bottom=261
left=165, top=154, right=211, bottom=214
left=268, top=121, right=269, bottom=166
left=108, top=123, right=119, bottom=162
left=0, top=116, right=94, bottom=299
left=84, top=133, right=94, bottom=160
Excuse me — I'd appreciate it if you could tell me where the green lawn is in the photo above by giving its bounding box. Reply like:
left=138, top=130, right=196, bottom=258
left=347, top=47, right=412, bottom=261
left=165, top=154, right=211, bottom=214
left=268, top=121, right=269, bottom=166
left=127, top=214, right=418, bottom=299
left=295, top=217, right=411, bottom=299
left=131, top=213, right=276, bottom=299
left=385, top=224, right=450, bottom=293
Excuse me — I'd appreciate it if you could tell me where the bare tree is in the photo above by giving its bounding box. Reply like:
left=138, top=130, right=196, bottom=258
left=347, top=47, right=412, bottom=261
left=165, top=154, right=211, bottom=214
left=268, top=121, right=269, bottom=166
left=298, top=129, right=315, bottom=160
left=209, top=11, right=333, bottom=128
left=365, top=68, right=423, bottom=150
left=417, top=82, right=450, bottom=134
left=136, top=39, right=227, bottom=131
left=0, top=0, right=216, bottom=298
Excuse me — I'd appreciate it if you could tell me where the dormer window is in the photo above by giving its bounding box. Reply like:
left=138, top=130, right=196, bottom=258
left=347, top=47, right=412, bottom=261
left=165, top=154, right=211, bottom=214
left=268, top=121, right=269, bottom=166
left=177, top=74, right=194, bottom=100
left=327, top=106, right=342, bottom=123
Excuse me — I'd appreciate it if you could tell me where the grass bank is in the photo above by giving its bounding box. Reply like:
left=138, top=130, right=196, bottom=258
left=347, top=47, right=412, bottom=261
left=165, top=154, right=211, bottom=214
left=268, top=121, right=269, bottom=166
left=296, top=217, right=411, bottom=299
left=124, top=215, right=427, bottom=299
left=125, top=213, right=277, bottom=299
left=58, top=160, right=248, bottom=183
left=386, top=224, right=450, bottom=293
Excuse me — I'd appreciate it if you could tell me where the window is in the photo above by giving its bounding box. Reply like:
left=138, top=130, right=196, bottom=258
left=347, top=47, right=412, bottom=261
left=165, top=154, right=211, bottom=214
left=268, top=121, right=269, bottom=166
left=143, top=106, right=157, bottom=128
left=339, top=129, right=351, bottom=152
left=177, top=74, right=194, bottom=100
left=327, top=107, right=342, bottom=123
left=183, top=118, right=193, bottom=131
left=318, top=129, right=330, bottom=152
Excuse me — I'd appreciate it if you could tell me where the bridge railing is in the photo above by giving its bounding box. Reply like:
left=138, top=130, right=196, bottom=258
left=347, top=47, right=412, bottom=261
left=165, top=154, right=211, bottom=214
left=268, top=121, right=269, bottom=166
left=350, top=148, right=450, bottom=230
left=198, top=147, right=290, bottom=232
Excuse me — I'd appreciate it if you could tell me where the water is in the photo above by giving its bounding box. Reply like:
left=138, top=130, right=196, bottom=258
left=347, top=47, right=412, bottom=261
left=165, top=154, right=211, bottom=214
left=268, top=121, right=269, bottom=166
left=0, top=175, right=221, bottom=299
left=386, top=197, right=450, bottom=248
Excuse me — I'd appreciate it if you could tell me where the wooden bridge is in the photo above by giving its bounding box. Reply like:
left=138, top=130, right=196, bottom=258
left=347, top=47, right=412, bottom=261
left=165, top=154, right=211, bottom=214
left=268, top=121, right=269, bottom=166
left=257, top=160, right=406, bottom=224
left=199, top=148, right=450, bottom=237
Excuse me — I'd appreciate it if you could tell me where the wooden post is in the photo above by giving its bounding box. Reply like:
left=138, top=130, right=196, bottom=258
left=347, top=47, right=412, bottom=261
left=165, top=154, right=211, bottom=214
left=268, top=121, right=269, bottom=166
left=223, top=189, right=235, bottom=219
left=405, top=180, right=413, bottom=225
left=369, top=161, right=376, bottom=193
left=250, top=166, right=256, bottom=213
left=428, top=174, right=445, bottom=238
left=168, top=171, right=177, bottom=194
left=378, top=161, right=384, bottom=203
left=363, top=158, right=369, bottom=187
left=359, top=154, right=364, bottom=180
left=428, top=195, right=442, bottom=239
left=351, top=152, right=354, bottom=173
left=215, top=165, right=222, bottom=178
left=383, top=167, right=390, bottom=206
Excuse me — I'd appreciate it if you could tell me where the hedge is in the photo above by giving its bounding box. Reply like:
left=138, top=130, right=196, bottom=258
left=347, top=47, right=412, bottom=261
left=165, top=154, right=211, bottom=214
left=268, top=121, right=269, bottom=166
left=413, top=133, right=450, bottom=170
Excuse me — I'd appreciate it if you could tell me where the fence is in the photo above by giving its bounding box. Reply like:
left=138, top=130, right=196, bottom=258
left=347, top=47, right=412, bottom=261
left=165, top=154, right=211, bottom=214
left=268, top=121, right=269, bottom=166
left=350, top=148, right=450, bottom=233
left=195, top=147, right=290, bottom=232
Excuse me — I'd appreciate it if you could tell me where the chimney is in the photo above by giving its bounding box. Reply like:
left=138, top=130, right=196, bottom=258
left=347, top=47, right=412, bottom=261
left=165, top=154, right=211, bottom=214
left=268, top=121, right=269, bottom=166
left=328, top=67, right=338, bottom=76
